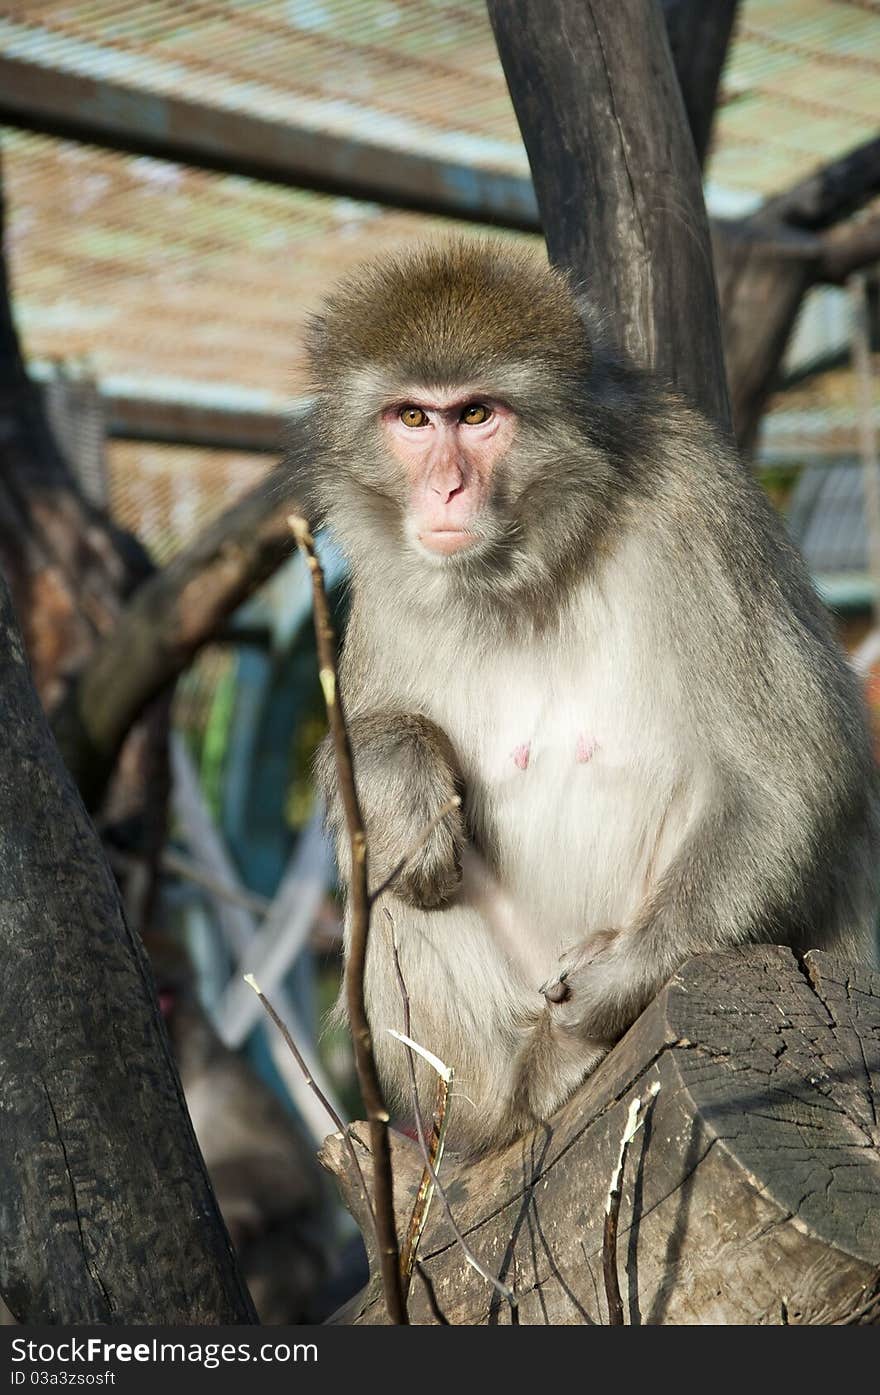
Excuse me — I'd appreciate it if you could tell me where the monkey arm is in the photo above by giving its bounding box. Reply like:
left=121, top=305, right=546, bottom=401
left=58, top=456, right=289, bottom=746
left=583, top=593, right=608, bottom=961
left=315, top=711, right=467, bottom=909
left=540, top=790, right=777, bottom=1039
left=544, top=738, right=877, bottom=1042
left=539, top=440, right=879, bottom=1044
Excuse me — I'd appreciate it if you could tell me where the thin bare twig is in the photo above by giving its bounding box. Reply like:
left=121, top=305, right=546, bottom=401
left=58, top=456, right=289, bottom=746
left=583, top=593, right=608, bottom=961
left=387, top=911, right=517, bottom=1309
left=243, top=973, right=374, bottom=1229
left=369, top=796, right=461, bottom=905
left=288, top=514, right=407, bottom=1326
left=603, top=1083, right=660, bottom=1325
left=163, top=847, right=271, bottom=916
left=389, top=908, right=450, bottom=1288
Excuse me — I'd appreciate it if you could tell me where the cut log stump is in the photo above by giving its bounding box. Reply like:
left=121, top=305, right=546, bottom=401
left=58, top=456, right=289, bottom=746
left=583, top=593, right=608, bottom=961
left=321, top=944, right=880, bottom=1325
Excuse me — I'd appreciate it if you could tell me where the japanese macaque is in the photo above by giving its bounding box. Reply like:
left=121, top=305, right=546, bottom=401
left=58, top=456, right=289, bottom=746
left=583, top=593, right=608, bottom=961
left=298, top=240, right=878, bottom=1156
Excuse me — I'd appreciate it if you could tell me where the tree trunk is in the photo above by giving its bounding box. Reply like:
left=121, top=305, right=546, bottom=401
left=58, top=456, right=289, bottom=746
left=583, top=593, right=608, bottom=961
left=660, top=0, right=739, bottom=170
left=323, top=945, right=880, bottom=1325
left=488, top=0, right=732, bottom=433
left=0, top=572, right=256, bottom=1324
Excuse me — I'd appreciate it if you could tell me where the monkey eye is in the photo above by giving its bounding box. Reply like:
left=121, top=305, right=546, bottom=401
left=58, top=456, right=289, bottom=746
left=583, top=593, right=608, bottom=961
left=399, top=406, right=429, bottom=428
left=461, top=403, right=491, bottom=425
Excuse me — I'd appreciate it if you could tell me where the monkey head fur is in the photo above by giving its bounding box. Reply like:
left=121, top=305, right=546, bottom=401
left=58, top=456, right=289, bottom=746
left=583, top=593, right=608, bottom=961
left=302, top=239, right=637, bottom=623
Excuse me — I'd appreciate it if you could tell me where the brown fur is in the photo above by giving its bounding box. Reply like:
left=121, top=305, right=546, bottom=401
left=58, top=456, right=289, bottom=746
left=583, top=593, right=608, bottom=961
left=306, top=239, right=590, bottom=395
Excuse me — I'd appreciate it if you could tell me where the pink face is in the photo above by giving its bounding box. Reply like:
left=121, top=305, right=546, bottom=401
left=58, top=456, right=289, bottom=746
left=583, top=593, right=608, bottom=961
left=381, top=391, right=517, bottom=557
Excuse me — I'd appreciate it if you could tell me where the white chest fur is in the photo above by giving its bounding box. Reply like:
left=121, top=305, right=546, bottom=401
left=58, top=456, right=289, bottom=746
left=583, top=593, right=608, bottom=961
left=418, top=576, right=704, bottom=972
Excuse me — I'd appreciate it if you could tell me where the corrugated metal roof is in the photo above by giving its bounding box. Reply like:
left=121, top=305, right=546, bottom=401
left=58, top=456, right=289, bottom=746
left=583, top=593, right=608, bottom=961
left=786, top=458, right=880, bottom=608
left=0, top=1, right=876, bottom=444
left=789, top=459, right=867, bottom=573
left=2, top=125, right=526, bottom=410
left=0, top=0, right=877, bottom=205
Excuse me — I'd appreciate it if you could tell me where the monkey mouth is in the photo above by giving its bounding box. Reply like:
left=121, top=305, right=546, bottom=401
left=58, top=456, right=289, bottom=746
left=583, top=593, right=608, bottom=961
left=417, top=529, right=479, bottom=557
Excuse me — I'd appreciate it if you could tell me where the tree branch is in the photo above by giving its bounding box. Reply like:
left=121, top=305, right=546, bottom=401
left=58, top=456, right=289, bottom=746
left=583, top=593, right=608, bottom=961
left=759, top=136, right=880, bottom=232
left=288, top=514, right=407, bottom=1326
left=818, top=214, right=880, bottom=286
left=51, top=455, right=300, bottom=810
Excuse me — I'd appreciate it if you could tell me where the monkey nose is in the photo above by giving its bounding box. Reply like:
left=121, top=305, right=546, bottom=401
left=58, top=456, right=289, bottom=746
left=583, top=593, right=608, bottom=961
left=430, top=477, right=465, bottom=503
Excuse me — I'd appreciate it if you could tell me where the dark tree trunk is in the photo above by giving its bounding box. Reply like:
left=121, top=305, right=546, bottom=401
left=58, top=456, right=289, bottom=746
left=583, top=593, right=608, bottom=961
left=0, top=570, right=256, bottom=1323
left=0, top=158, right=256, bottom=1323
left=488, top=0, right=733, bottom=433
left=661, top=0, right=740, bottom=169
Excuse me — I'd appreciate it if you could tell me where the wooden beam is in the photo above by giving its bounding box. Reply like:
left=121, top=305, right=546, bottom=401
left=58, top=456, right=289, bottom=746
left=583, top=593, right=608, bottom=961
left=0, top=55, right=540, bottom=230
left=489, top=0, right=733, bottom=432
left=104, top=392, right=287, bottom=454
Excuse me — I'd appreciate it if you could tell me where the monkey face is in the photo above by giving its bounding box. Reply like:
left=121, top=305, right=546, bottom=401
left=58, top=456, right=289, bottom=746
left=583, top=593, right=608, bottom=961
left=379, top=391, right=517, bottom=560
left=302, top=239, right=612, bottom=610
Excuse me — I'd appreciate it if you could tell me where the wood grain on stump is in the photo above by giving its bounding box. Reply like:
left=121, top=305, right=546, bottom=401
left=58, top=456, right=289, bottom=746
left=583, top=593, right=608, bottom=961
left=321, top=945, right=880, bottom=1325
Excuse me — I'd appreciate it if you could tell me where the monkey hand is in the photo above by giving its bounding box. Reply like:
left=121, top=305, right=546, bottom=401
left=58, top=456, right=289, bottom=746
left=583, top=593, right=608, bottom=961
left=540, top=929, right=643, bottom=1040
left=383, top=787, right=466, bottom=910
left=318, top=712, right=467, bottom=910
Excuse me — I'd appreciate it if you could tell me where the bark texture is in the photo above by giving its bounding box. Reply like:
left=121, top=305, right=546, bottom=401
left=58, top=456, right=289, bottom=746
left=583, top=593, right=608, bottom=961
left=489, top=0, right=733, bottom=432
left=0, top=574, right=256, bottom=1324
left=324, top=946, right=880, bottom=1325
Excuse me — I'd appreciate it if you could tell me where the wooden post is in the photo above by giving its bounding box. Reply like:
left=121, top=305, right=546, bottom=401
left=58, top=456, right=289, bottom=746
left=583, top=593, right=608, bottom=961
left=487, top=0, right=732, bottom=433
left=0, top=572, right=256, bottom=1323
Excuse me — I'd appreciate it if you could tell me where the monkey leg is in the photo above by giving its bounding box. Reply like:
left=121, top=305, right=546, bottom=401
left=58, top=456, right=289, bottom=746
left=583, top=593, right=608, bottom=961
left=506, top=1004, right=611, bottom=1146
left=366, top=897, right=613, bottom=1155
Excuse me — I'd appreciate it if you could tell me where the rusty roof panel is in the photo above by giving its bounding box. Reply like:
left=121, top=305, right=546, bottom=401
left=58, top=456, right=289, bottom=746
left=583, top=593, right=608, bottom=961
left=0, top=0, right=877, bottom=455
left=3, top=126, right=533, bottom=409
left=0, top=1, right=878, bottom=205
